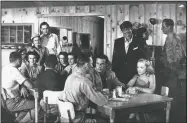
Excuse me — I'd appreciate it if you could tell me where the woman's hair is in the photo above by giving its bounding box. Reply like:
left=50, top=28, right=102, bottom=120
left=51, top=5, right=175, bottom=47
left=138, top=58, right=154, bottom=75
left=31, top=34, right=41, bottom=43
left=58, top=52, right=68, bottom=58
left=26, top=51, right=40, bottom=63
left=137, top=27, right=147, bottom=38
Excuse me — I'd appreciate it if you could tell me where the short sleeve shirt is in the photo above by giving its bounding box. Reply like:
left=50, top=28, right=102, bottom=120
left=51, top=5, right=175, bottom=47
left=2, top=65, right=26, bottom=98
left=40, top=33, right=59, bottom=55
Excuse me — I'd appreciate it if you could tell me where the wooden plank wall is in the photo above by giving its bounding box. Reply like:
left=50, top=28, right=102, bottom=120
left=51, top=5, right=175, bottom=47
left=2, top=2, right=186, bottom=61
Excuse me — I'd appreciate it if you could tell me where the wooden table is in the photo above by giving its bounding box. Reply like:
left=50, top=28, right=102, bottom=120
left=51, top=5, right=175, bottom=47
left=97, top=93, right=173, bottom=123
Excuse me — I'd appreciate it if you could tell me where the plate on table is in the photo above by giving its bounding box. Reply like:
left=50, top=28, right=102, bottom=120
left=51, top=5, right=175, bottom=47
left=102, top=88, right=110, bottom=95
left=119, top=94, right=133, bottom=98
left=109, top=97, right=129, bottom=102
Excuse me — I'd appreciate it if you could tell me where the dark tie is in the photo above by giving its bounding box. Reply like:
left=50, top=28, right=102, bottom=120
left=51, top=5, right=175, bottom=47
left=69, top=67, right=72, bottom=75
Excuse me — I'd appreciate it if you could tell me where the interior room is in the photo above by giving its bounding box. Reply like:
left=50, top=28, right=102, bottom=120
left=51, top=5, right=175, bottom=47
left=1, top=1, right=186, bottom=123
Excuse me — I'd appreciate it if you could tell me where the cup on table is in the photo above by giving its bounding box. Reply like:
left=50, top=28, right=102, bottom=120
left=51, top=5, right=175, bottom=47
left=102, top=88, right=110, bottom=94
left=112, top=89, right=117, bottom=98
left=116, top=86, right=123, bottom=97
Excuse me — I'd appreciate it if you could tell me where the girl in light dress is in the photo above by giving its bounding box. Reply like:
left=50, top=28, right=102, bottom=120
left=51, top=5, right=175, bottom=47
left=126, top=58, right=156, bottom=122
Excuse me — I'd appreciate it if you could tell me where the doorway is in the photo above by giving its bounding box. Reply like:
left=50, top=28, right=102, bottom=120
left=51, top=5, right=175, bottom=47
left=38, top=14, right=105, bottom=56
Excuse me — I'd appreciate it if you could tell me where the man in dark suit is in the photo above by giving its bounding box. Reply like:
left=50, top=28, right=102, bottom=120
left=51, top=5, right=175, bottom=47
left=112, top=21, right=145, bottom=85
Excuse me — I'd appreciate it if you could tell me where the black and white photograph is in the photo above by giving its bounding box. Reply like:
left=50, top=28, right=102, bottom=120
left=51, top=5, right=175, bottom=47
left=1, top=1, right=186, bottom=123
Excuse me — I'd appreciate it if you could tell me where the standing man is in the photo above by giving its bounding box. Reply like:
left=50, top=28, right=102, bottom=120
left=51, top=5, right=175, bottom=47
left=112, top=21, right=145, bottom=85
left=40, top=22, right=60, bottom=55
left=157, top=19, right=185, bottom=122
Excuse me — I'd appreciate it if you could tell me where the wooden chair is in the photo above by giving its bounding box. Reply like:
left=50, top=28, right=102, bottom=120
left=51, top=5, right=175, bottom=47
left=29, top=88, right=39, bottom=123
left=1, top=88, right=21, bottom=122
left=58, top=100, right=75, bottom=123
left=1, top=93, right=17, bottom=123
left=161, top=86, right=169, bottom=97
left=1, top=88, right=39, bottom=123
left=42, top=90, right=62, bottom=123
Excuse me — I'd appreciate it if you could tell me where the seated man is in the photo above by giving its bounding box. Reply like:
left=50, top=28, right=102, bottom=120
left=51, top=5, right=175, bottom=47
left=36, top=54, right=66, bottom=101
left=2, top=51, right=42, bottom=123
left=58, top=54, right=108, bottom=122
left=95, top=54, right=125, bottom=91
left=64, top=52, right=77, bottom=76
left=36, top=54, right=66, bottom=122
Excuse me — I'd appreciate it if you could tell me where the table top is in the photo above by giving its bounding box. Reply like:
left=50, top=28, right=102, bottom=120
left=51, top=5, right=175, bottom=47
left=103, top=93, right=173, bottom=110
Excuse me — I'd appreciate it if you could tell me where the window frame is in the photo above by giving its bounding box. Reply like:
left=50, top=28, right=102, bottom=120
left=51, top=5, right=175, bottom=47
left=1, top=23, right=34, bottom=45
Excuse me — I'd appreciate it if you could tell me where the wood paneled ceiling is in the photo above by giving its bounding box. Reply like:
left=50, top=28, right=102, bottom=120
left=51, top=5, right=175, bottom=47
left=2, top=1, right=184, bottom=9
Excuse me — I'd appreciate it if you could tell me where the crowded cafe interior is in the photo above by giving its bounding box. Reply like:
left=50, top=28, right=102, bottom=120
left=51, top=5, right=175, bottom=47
left=1, top=1, right=186, bottom=123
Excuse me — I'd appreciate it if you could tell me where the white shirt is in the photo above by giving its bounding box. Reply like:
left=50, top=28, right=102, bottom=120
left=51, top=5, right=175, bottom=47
left=124, top=37, right=133, bottom=53
left=2, top=64, right=26, bottom=98
left=41, top=33, right=59, bottom=55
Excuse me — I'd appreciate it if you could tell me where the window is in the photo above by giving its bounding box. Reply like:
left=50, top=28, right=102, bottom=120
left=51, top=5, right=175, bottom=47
left=1, top=24, right=33, bottom=44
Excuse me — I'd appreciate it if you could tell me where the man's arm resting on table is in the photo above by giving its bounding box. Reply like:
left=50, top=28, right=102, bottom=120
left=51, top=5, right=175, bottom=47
left=82, top=80, right=108, bottom=106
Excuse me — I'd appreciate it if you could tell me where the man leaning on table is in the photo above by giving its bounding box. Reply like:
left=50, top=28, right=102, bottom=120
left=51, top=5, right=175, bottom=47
left=58, top=54, right=108, bottom=123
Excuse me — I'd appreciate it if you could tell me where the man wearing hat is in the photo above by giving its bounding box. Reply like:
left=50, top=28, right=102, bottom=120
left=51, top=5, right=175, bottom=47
left=27, top=33, right=49, bottom=66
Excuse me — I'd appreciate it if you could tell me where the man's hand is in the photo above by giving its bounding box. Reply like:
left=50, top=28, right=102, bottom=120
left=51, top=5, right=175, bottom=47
left=49, top=105, right=59, bottom=115
left=125, top=87, right=138, bottom=94
left=120, top=83, right=126, bottom=88
left=20, top=86, right=29, bottom=98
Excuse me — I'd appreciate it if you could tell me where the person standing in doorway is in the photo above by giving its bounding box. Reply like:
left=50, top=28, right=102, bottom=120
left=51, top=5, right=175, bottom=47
left=40, top=22, right=60, bottom=55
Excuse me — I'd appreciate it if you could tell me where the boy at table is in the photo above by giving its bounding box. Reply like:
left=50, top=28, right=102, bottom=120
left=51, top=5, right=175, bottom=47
left=58, top=54, right=108, bottom=123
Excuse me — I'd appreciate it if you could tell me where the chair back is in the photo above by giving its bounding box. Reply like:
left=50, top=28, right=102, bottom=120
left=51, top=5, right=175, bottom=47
left=57, top=100, right=75, bottom=120
left=1, top=88, right=8, bottom=110
left=43, top=90, right=62, bottom=104
left=161, top=86, right=169, bottom=97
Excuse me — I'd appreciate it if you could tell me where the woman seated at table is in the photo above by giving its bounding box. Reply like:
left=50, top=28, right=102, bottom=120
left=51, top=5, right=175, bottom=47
left=126, top=58, right=155, bottom=122
left=126, top=58, right=155, bottom=94
left=19, top=51, right=43, bottom=86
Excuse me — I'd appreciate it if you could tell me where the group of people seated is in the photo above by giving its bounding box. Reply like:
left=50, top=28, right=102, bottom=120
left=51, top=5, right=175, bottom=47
left=2, top=18, right=184, bottom=123
left=2, top=48, right=155, bottom=123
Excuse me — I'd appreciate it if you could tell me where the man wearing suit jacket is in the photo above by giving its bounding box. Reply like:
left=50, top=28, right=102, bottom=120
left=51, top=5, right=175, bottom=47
left=112, top=21, right=145, bottom=85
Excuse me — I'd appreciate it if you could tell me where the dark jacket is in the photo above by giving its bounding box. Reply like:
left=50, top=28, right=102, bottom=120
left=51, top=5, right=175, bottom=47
left=112, top=36, right=145, bottom=84
left=36, top=69, right=66, bottom=100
